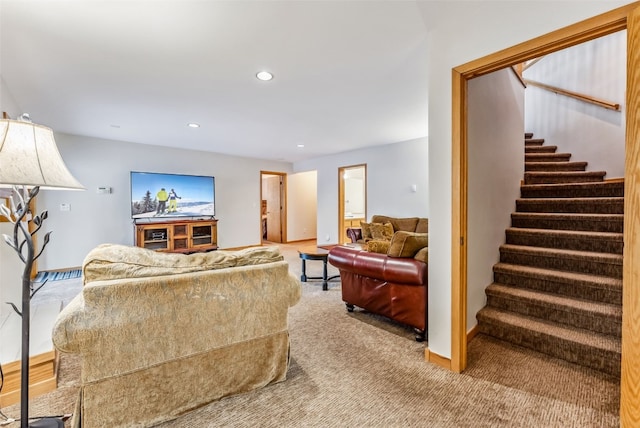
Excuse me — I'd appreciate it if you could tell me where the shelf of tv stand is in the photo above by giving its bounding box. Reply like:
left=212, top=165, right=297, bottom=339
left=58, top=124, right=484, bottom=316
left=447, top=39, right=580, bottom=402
left=135, top=218, right=218, bottom=253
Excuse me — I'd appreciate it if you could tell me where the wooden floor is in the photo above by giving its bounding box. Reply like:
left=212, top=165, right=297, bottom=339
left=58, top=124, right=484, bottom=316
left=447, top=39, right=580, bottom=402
left=0, top=302, right=62, bottom=406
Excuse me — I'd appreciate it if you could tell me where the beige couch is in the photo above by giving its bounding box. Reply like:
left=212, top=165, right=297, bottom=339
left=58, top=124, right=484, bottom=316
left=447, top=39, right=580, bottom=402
left=53, top=244, right=301, bottom=428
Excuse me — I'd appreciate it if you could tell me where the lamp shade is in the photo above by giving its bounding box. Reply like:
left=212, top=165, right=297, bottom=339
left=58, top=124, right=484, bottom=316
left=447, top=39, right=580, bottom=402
left=0, top=119, right=84, bottom=190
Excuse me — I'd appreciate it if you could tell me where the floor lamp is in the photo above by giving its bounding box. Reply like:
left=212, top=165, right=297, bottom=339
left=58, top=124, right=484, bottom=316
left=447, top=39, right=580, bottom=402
left=0, top=117, right=84, bottom=428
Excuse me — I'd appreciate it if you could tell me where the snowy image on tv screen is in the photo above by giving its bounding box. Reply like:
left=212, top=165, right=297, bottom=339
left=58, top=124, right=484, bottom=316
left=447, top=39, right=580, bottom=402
left=131, top=172, right=215, bottom=219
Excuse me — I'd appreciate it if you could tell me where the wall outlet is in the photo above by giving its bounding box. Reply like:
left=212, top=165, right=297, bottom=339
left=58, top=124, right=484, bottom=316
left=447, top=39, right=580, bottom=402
left=60, top=203, right=71, bottom=211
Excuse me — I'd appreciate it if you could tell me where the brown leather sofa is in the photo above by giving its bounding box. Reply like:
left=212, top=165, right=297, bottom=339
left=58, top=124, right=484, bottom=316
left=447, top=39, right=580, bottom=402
left=328, top=216, right=428, bottom=341
left=346, top=215, right=428, bottom=246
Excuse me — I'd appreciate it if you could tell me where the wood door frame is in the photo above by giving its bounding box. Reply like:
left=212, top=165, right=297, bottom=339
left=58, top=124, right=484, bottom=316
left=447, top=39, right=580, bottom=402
left=338, top=164, right=367, bottom=244
left=260, top=171, right=287, bottom=244
left=451, top=2, right=639, bottom=423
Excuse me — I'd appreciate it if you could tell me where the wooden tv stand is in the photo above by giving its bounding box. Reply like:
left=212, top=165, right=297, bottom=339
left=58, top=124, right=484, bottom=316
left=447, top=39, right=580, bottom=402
left=135, top=219, right=218, bottom=253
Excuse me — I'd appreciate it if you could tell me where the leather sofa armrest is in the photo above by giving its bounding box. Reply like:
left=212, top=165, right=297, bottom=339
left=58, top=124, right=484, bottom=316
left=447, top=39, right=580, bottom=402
left=328, top=246, right=427, bottom=285
left=346, top=227, right=362, bottom=243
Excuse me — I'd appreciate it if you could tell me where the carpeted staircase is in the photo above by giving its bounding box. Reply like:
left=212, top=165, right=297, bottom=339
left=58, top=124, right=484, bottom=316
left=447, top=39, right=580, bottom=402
left=476, top=132, right=623, bottom=377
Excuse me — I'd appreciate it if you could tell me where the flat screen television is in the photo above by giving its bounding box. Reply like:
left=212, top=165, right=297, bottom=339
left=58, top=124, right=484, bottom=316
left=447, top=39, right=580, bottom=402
left=130, top=171, right=215, bottom=219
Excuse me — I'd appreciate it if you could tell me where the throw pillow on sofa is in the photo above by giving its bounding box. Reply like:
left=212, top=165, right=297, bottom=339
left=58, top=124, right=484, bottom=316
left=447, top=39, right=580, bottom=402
left=359, top=221, right=373, bottom=241
left=387, top=231, right=428, bottom=258
left=414, top=246, right=428, bottom=263
left=365, top=239, right=391, bottom=254
left=370, top=222, right=394, bottom=241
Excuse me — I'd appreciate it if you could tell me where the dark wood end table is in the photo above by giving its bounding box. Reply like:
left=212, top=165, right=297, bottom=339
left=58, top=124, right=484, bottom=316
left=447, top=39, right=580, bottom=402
left=298, top=247, right=340, bottom=290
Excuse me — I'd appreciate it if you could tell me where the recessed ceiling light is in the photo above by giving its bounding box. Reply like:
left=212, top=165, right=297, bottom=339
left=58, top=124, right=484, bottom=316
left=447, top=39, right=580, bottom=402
left=256, top=71, right=274, bottom=81
left=297, top=144, right=305, bottom=148
left=187, top=123, right=200, bottom=128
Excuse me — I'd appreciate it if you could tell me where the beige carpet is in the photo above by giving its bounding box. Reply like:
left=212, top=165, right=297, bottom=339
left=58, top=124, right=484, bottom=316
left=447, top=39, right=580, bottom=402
left=1, top=243, right=620, bottom=427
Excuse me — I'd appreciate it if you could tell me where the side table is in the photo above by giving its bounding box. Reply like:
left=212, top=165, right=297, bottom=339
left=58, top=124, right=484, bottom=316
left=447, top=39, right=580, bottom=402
left=298, top=247, right=340, bottom=290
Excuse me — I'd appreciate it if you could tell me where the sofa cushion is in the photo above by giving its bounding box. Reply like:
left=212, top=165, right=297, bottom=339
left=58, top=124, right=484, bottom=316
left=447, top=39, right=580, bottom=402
left=83, top=244, right=284, bottom=283
left=415, top=218, right=429, bottom=234
left=365, top=239, right=391, bottom=254
left=387, top=231, right=428, bottom=258
left=371, top=215, right=419, bottom=232
left=360, top=221, right=373, bottom=241
left=414, top=247, right=428, bottom=263
left=370, top=222, right=394, bottom=241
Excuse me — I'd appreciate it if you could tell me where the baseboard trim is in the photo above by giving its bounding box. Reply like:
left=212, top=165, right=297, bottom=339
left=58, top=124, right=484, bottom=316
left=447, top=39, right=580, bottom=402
left=0, top=350, right=58, bottom=407
left=424, top=348, right=452, bottom=370
left=467, top=324, right=480, bottom=343
left=285, top=239, right=319, bottom=244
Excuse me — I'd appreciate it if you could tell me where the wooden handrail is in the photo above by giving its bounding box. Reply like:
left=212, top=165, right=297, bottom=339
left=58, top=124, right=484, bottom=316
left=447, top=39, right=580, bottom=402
left=524, top=78, right=621, bottom=111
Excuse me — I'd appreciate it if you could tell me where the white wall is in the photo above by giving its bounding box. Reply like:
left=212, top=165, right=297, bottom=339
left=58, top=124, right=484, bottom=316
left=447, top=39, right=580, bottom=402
left=0, top=75, right=24, bottom=314
left=524, top=30, right=626, bottom=178
left=419, top=0, right=633, bottom=359
left=0, top=223, right=23, bottom=315
left=294, top=137, right=428, bottom=245
left=287, top=170, right=317, bottom=241
left=467, top=68, right=525, bottom=331
left=37, top=133, right=293, bottom=270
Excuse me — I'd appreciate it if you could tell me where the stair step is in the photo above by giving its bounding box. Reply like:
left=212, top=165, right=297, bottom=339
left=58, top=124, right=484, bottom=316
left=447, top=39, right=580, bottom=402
left=499, top=244, right=622, bottom=278
left=525, top=161, right=587, bottom=172
left=515, top=197, right=623, bottom=214
left=476, top=306, right=621, bottom=376
left=525, top=138, right=544, bottom=146
left=511, top=212, right=623, bottom=233
left=493, top=262, right=622, bottom=305
left=525, top=153, right=571, bottom=162
left=525, top=145, right=558, bottom=153
left=485, top=283, right=621, bottom=336
left=524, top=171, right=606, bottom=184
left=505, top=228, right=623, bottom=254
left=520, top=181, right=624, bottom=198
left=524, top=132, right=534, bottom=139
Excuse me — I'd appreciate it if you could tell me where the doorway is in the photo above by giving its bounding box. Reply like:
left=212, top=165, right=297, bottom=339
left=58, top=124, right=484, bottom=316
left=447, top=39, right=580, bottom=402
left=450, top=3, right=639, bottom=424
left=261, top=171, right=287, bottom=244
left=338, top=164, right=367, bottom=244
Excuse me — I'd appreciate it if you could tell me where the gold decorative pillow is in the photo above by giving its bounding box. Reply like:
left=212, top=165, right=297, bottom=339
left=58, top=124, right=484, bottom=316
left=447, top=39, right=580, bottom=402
left=360, top=221, right=373, bottom=240
left=370, top=222, right=394, bottom=241
left=413, top=246, right=429, bottom=263
left=387, top=231, right=428, bottom=258
left=365, top=239, right=391, bottom=254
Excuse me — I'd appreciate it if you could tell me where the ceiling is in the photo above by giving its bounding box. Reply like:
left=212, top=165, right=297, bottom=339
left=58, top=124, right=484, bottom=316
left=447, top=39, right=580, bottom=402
left=0, top=1, right=429, bottom=163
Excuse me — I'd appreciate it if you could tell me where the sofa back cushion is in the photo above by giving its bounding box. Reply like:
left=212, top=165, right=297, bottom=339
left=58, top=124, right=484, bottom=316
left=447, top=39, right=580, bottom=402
left=371, top=215, right=419, bottom=232
left=387, top=231, right=428, bottom=258
left=83, top=244, right=284, bottom=283
left=415, top=218, right=429, bottom=233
